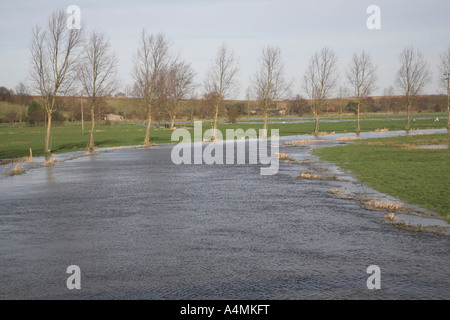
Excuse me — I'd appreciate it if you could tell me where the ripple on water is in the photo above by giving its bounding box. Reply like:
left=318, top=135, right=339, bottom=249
left=0, top=133, right=449, bottom=299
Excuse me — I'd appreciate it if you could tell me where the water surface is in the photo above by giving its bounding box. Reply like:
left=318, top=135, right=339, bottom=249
left=0, top=130, right=449, bottom=299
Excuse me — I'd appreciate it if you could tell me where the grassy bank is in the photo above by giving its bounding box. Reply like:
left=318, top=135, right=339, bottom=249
left=314, top=133, right=450, bottom=217
left=236, top=112, right=447, bottom=122
left=0, top=117, right=447, bottom=159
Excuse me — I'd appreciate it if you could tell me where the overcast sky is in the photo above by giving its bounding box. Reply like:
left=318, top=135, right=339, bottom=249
left=0, top=0, right=449, bottom=99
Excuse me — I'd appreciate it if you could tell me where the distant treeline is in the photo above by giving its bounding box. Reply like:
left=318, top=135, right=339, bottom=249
left=0, top=85, right=447, bottom=126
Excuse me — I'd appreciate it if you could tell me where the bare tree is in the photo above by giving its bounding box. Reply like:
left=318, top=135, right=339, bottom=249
left=288, top=94, right=308, bottom=116
left=253, top=46, right=292, bottom=136
left=187, top=93, right=198, bottom=121
left=346, top=51, right=377, bottom=132
left=337, top=86, right=350, bottom=120
left=395, top=47, right=432, bottom=130
left=245, top=86, right=252, bottom=124
left=302, top=47, right=338, bottom=134
left=77, top=31, right=118, bottom=150
left=438, top=46, right=450, bottom=128
left=201, top=92, right=217, bottom=120
left=29, top=10, right=83, bottom=152
left=382, top=86, right=395, bottom=119
left=133, top=30, right=171, bottom=145
left=204, top=43, right=239, bottom=140
left=163, top=60, right=196, bottom=128
left=14, top=81, right=31, bottom=125
left=80, top=90, right=85, bottom=135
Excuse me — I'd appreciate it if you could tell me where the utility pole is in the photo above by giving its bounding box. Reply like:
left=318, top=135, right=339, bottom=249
left=81, top=90, right=84, bottom=135
left=247, top=99, right=250, bottom=124
left=445, top=73, right=450, bottom=129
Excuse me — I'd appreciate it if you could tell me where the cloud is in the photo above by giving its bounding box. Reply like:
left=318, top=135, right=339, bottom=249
left=0, top=0, right=448, bottom=97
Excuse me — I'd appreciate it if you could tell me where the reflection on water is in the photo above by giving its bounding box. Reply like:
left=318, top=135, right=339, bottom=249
left=46, top=166, right=54, bottom=183
left=0, top=131, right=449, bottom=300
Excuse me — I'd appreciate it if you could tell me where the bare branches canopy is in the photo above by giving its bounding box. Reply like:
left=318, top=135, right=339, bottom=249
left=253, top=46, right=292, bottom=133
left=302, top=47, right=338, bottom=134
left=159, top=60, right=196, bottom=128
left=346, top=51, right=377, bottom=132
left=132, top=30, right=172, bottom=145
left=29, top=9, right=83, bottom=152
left=204, top=43, right=240, bottom=140
left=395, top=47, right=431, bottom=130
left=78, top=30, right=118, bottom=150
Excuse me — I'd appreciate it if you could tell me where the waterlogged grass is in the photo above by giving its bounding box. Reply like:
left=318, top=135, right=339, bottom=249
left=215, top=117, right=445, bottom=137
left=0, top=117, right=446, bottom=159
left=315, top=133, right=450, bottom=217
left=0, top=124, right=170, bottom=159
left=237, top=112, right=447, bottom=122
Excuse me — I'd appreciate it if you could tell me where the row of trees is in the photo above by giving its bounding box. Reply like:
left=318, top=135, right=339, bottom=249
left=201, top=44, right=449, bottom=136
left=132, top=32, right=196, bottom=145
left=3, top=91, right=447, bottom=126
left=0, top=83, right=33, bottom=124
left=23, top=9, right=450, bottom=151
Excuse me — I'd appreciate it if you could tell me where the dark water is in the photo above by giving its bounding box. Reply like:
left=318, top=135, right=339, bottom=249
left=0, top=139, right=449, bottom=300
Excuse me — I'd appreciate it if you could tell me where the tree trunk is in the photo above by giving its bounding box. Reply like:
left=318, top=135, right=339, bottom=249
left=356, top=101, right=361, bottom=133
left=88, top=106, right=95, bottom=151
left=263, top=109, right=268, bottom=133
left=45, top=112, right=52, bottom=152
left=81, top=104, right=84, bottom=135
left=314, top=115, right=319, bottom=135
left=262, top=100, right=269, bottom=138
left=212, top=102, right=219, bottom=141
left=170, top=115, right=176, bottom=129
left=406, top=103, right=411, bottom=130
left=144, top=105, right=151, bottom=145
left=447, top=87, right=449, bottom=129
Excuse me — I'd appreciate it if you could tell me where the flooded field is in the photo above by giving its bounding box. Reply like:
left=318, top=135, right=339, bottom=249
left=0, top=129, right=449, bottom=299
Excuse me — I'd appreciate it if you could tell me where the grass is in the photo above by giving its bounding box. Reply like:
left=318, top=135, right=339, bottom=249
left=0, top=123, right=166, bottom=159
left=234, top=112, right=448, bottom=122
left=298, top=172, right=319, bottom=180
left=315, top=133, right=450, bottom=217
left=330, top=188, right=349, bottom=197
left=0, top=116, right=447, bottom=159
left=365, top=199, right=403, bottom=211
left=9, top=164, right=25, bottom=175
left=277, top=152, right=291, bottom=160
left=284, top=139, right=326, bottom=145
left=0, top=101, right=22, bottom=118
left=42, top=156, right=58, bottom=166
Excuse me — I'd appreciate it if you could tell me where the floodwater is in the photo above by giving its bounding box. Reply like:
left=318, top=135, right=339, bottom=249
left=0, top=129, right=449, bottom=299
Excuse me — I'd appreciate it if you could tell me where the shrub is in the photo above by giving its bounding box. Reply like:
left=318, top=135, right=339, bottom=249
left=28, top=100, right=45, bottom=126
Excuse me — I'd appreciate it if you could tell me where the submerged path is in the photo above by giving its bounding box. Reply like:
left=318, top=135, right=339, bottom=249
left=0, top=130, right=449, bottom=299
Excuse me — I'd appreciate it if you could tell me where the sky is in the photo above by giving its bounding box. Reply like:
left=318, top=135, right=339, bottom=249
left=0, top=0, right=449, bottom=99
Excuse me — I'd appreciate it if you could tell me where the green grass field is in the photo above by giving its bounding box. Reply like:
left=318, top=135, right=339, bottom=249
left=0, top=117, right=447, bottom=159
left=236, top=112, right=447, bottom=122
left=314, top=133, right=450, bottom=217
